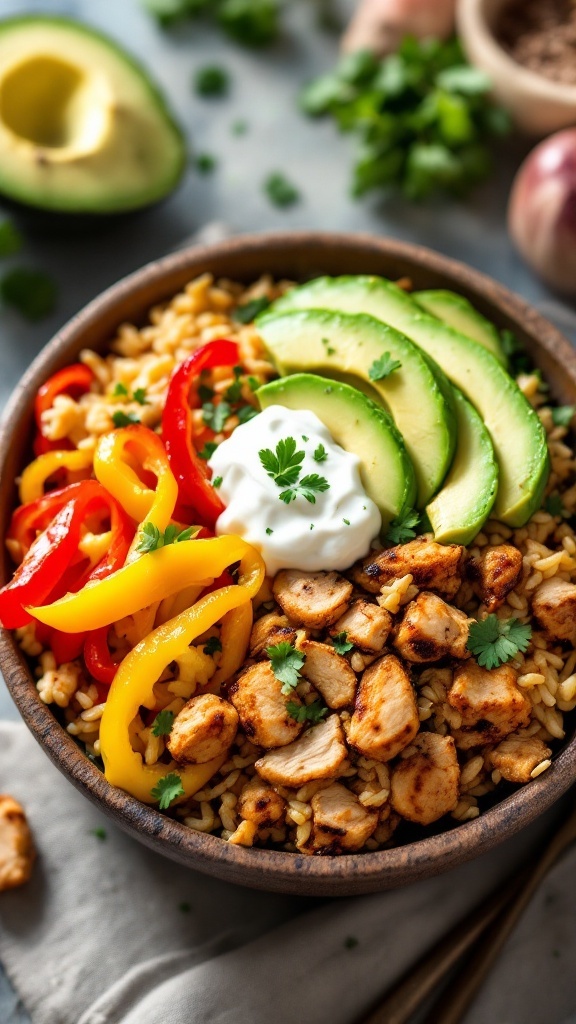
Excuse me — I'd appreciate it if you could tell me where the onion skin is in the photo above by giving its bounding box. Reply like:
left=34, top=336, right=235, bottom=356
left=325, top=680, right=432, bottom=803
left=508, top=129, right=576, bottom=296
left=342, top=0, right=457, bottom=56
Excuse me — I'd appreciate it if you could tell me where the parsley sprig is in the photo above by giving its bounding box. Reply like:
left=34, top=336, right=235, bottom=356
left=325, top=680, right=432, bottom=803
left=286, top=699, right=327, bottom=724
left=259, top=437, right=329, bottom=505
left=369, top=353, right=402, bottom=381
left=332, top=631, right=354, bottom=655
left=151, top=709, right=175, bottom=737
left=112, top=410, right=140, bottom=428
left=267, top=640, right=306, bottom=694
left=136, top=523, right=197, bottom=553
left=467, top=615, right=532, bottom=670
left=203, top=636, right=223, bottom=656
left=386, top=508, right=421, bottom=545
left=151, top=772, right=185, bottom=810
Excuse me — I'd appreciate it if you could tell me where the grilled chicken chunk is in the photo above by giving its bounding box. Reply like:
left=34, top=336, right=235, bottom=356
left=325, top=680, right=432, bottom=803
left=448, top=662, right=531, bottom=750
left=467, top=544, right=523, bottom=611
left=249, top=612, right=297, bottom=659
left=238, top=779, right=287, bottom=828
left=394, top=592, right=471, bottom=663
left=532, top=577, right=576, bottom=642
left=300, top=639, right=357, bottom=709
left=273, top=569, right=352, bottom=629
left=167, top=694, right=238, bottom=765
left=0, top=795, right=36, bottom=892
left=255, top=714, right=347, bottom=788
left=227, top=662, right=304, bottom=749
left=330, top=599, right=391, bottom=653
left=488, top=734, right=552, bottom=783
left=348, top=654, right=419, bottom=762
left=391, top=733, right=460, bottom=825
left=353, top=537, right=464, bottom=599
left=304, top=782, right=378, bottom=854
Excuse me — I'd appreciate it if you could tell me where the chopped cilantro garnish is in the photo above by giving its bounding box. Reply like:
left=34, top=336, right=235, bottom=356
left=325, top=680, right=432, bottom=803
left=195, top=65, right=230, bottom=97
left=286, top=699, right=327, bottom=724
left=136, top=522, right=196, bottom=553
left=233, top=296, right=271, bottom=323
left=0, top=220, right=22, bottom=257
left=198, top=382, right=215, bottom=403
left=202, top=399, right=231, bottom=433
left=248, top=376, right=261, bottom=392
left=369, top=353, right=402, bottom=381
left=552, top=406, right=575, bottom=428
left=232, top=119, right=248, bottom=135
left=151, top=709, right=175, bottom=737
left=386, top=507, right=420, bottom=544
left=199, top=441, right=218, bottom=460
left=113, top=382, right=129, bottom=397
left=225, top=365, right=244, bottom=402
left=313, top=443, right=327, bottom=463
left=264, top=172, right=300, bottom=208
left=259, top=437, right=329, bottom=504
left=265, top=527, right=274, bottom=535
left=267, top=640, right=305, bottom=694
left=213, top=475, right=223, bottom=488
left=151, top=772, right=185, bottom=810
left=133, top=387, right=148, bottom=405
left=196, top=153, right=217, bottom=175
left=302, top=435, right=309, bottom=442
left=343, top=518, right=350, bottom=526
left=204, top=636, right=223, bottom=655
left=310, top=523, right=314, bottom=530
left=237, top=404, right=258, bottom=424
left=218, top=0, right=279, bottom=47
left=332, top=631, right=353, bottom=655
left=112, top=410, right=140, bottom=428
left=1, top=267, right=57, bottom=321
left=545, top=494, right=565, bottom=517
left=90, top=827, right=107, bottom=841
left=467, top=615, right=532, bottom=670
left=321, top=337, right=336, bottom=355
left=279, top=473, right=330, bottom=505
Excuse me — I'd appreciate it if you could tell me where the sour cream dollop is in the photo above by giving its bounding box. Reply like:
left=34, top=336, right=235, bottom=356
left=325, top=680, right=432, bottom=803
left=208, top=405, right=381, bottom=576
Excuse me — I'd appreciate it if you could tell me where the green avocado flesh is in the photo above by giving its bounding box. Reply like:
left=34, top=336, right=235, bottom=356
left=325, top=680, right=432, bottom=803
left=256, top=308, right=456, bottom=509
left=0, top=16, right=186, bottom=213
left=426, top=389, right=498, bottom=545
left=413, top=289, right=506, bottom=365
left=272, top=276, right=549, bottom=528
left=257, top=373, right=417, bottom=529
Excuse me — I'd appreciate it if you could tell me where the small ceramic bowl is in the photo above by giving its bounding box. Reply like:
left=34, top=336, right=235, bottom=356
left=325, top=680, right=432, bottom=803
left=457, top=0, right=576, bottom=136
left=2, top=231, right=576, bottom=897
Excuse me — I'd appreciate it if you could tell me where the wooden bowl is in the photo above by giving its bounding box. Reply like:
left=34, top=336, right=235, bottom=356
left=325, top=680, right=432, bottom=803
left=2, top=232, right=576, bottom=897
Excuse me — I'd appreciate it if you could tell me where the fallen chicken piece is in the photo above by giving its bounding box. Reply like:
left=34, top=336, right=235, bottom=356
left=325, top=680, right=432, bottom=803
left=0, top=795, right=36, bottom=892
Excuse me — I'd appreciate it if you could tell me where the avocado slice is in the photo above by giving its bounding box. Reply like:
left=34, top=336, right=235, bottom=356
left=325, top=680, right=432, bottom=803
left=256, top=308, right=456, bottom=509
left=0, top=16, right=185, bottom=214
left=426, top=389, right=498, bottom=545
left=272, top=276, right=549, bottom=527
left=413, top=289, right=506, bottom=366
left=257, top=373, right=416, bottom=529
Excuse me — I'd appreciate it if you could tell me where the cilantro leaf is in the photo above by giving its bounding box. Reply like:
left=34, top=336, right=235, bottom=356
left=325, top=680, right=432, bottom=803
left=90, top=827, right=107, bottom=841
left=194, top=65, right=230, bottom=97
left=259, top=436, right=305, bottom=486
left=202, top=399, right=231, bottom=433
left=112, top=410, right=140, bottom=428
left=552, top=406, right=575, bottom=428
left=265, top=527, right=273, bottom=535
left=195, top=153, right=217, bottom=175
left=386, top=508, right=420, bottom=545
left=151, top=772, right=185, bottom=810
left=225, top=366, right=244, bottom=402
left=218, top=0, right=279, bottom=47
left=203, top=636, right=223, bottom=655
left=247, top=376, right=261, bottom=392
left=0, top=220, right=22, bottom=257
left=267, top=640, right=305, bottom=694
left=133, top=388, right=148, bottom=405
left=237, top=404, right=258, bottom=424
left=332, top=631, right=354, bottom=655
left=264, top=172, right=300, bottom=208
left=233, top=296, right=271, bottom=323
left=136, top=522, right=197, bottom=553
left=1, top=267, right=57, bottom=321
left=313, top=443, right=327, bottom=463
left=213, top=475, right=223, bottom=488
left=113, top=382, right=129, bottom=397
left=369, top=353, right=402, bottom=381
left=545, top=494, right=565, bottom=517
left=286, top=699, right=328, bottom=724
left=298, top=473, right=330, bottom=503
left=199, top=441, right=218, bottom=460
left=152, top=709, right=175, bottom=737
left=198, top=382, right=215, bottom=403
left=467, top=615, right=532, bottom=670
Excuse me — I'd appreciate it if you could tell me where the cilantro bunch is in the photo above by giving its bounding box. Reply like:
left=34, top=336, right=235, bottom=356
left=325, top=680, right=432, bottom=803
left=142, top=0, right=279, bottom=46
left=300, top=38, right=510, bottom=201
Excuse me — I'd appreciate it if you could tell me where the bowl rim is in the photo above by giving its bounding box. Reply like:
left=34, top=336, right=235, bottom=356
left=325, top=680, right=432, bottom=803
left=458, top=0, right=576, bottom=104
left=2, top=229, right=576, bottom=894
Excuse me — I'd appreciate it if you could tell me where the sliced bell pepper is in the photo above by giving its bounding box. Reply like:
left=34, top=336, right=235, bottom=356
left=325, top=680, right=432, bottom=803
left=19, top=449, right=94, bottom=505
left=99, top=542, right=264, bottom=804
left=84, top=627, right=120, bottom=685
left=162, top=339, right=239, bottom=526
left=33, top=363, right=94, bottom=455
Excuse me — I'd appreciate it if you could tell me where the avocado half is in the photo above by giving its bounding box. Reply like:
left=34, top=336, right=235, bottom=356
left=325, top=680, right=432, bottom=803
left=0, top=16, right=186, bottom=216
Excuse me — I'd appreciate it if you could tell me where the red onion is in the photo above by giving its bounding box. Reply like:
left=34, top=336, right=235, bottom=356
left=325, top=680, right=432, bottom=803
left=341, top=0, right=456, bottom=56
left=508, top=129, right=576, bottom=296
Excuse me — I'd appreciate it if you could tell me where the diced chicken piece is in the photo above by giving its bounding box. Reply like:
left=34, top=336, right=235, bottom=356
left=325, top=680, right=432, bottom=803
left=532, top=577, right=576, bottom=643
left=0, top=795, right=36, bottom=892
left=249, top=612, right=296, bottom=659
left=468, top=544, right=523, bottom=611
left=167, top=694, right=238, bottom=765
left=227, top=661, right=304, bottom=749
left=238, top=779, right=286, bottom=828
left=255, top=714, right=347, bottom=788
left=391, top=733, right=460, bottom=825
left=330, top=599, right=391, bottom=653
left=348, top=654, right=419, bottom=762
left=488, top=734, right=552, bottom=783
left=393, top=592, right=471, bottom=663
left=353, top=537, right=464, bottom=599
left=304, top=782, right=378, bottom=854
left=300, top=639, right=357, bottom=709
left=448, top=662, right=531, bottom=750
left=273, top=569, right=352, bottom=629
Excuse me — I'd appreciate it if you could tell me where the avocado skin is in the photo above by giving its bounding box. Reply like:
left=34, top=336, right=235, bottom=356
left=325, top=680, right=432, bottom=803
left=0, top=15, right=186, bottom=218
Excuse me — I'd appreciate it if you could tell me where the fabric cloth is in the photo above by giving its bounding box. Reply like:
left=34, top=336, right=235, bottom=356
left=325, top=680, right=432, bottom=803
left=1, top=721, right=576, bottom=1024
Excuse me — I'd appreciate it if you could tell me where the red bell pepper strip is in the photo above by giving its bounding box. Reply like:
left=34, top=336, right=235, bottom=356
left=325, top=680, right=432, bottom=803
left=162, top=340, right=239, bottom=525
left=33, top=363, right=94, bottom=455
left=84, top=627, right=119, bottom=685
left=8, top=483, right=82, bottom=559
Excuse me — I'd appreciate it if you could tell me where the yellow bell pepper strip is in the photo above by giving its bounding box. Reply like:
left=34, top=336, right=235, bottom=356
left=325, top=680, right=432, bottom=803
left=19, top=449, right=94, bottom=505
left=29, top=535, right=249, bottom=633
left=99, top=544, right=264, bottom=805
left=207, top=602, right=254, bottom=693
left=94, top=426, right=178, bottom=548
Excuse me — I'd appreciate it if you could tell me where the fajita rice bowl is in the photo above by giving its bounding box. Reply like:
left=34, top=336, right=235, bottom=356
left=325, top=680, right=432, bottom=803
left=2, top=269, right=576, bottom=857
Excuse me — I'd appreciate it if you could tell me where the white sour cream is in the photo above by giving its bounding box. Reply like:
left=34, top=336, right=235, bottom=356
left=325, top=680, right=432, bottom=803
left=208, top=405, right=381, bottom=576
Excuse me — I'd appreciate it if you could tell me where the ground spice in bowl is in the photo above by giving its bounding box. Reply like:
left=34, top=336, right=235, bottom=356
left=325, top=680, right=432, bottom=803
left=496, top=0, right=576, bottom=86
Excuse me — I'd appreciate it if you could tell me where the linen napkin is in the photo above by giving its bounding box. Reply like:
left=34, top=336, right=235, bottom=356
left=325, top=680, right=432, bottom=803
left=1, top=721, right=575, bottom=1024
